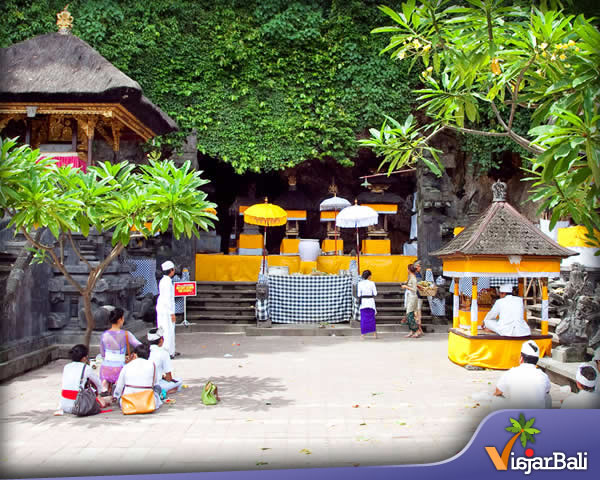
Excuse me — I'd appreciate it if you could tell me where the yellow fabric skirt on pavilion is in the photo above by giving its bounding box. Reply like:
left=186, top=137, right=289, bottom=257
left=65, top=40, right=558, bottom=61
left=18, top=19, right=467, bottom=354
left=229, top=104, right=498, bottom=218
left=448, top=329, right=552, bottom=370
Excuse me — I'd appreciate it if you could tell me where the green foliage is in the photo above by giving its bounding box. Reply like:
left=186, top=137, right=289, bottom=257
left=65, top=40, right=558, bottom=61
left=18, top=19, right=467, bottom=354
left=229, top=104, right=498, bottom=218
left=0, top=0, right=419, bottom=173
left=366, top=0, right=600, bottom=243
left=0, top=137, right=216, bottom=246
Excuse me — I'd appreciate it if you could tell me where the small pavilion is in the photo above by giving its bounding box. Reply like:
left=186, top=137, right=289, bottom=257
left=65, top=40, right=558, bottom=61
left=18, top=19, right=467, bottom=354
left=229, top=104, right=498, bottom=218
left=0, top=7, right=176, bottom=168
left=432, top=181, right=576, bottom=369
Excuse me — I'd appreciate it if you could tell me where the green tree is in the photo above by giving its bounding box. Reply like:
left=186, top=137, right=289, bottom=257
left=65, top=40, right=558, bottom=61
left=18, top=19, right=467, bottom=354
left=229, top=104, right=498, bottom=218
left=0, top=0, right=419, bottom=173
left=361, top=0, right=600, bottom=246
left=0, top=137, right=216, bottom=346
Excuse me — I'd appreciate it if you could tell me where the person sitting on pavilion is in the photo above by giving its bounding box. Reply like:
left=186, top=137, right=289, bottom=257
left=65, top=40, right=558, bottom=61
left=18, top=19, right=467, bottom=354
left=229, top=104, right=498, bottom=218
left=492, top=340, right=551, bottom=410
left=148, top=327, right=183, bottom=396
left=561, top=364, right=600, bottom=409
left=482, top=284, right=530, bottom=336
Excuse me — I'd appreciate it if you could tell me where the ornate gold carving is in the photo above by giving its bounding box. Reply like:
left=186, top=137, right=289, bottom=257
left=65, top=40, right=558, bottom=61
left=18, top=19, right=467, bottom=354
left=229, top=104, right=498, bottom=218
left=328, top=179, right=338, bottom=195
left=111, top=119, right=123, bottom=152
left=56, top=6, right=73, bottom=34
left=95, top=120, right=114, bottom=146
left=0, top=114, right=25, bottom=132
left=48, top=115, right=73, bottom=142
left=31, top=118, right=48, bottom=149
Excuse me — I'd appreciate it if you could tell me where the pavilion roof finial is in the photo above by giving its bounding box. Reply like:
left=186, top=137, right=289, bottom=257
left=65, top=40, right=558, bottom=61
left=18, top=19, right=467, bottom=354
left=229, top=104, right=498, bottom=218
left=492, top=180, right=507, bottom=202
left=56, top=5, right=73, bottom=35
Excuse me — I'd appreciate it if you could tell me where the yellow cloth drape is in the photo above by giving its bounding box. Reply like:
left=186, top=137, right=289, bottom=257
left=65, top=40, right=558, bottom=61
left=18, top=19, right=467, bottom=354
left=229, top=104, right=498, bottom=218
left=448, top=330, right=552, bottom=370
left=195, top=254, right=417, bottom=282
left=361, top=239, right=391, bottom=255
left=280, top=238, right=300, bottom=255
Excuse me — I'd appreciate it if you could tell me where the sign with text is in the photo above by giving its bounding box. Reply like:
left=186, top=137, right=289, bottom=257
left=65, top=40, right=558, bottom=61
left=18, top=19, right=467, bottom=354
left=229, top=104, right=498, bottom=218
left=174, top=281, right=197, bottom=297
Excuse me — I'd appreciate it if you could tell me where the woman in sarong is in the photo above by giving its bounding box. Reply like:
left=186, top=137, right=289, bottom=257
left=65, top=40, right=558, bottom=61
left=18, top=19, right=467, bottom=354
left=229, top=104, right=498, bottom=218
left=99, top=307, right=141, bottom=393
left=358, top=270, right=378, bottom=339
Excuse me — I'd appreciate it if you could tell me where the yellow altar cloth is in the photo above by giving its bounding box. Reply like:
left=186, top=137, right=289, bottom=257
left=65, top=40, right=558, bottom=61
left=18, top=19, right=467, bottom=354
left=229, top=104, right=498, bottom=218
left=280, top=238, right=300, bottom=255
left=238, top=234, right=263, bottom=249
left=322, top=239, right=343, bottom=254
left=195, top=254, right=417, bottom=282
left=448, top=329, right=552, bottom=370
left=361, top=239, right=391, bottom=255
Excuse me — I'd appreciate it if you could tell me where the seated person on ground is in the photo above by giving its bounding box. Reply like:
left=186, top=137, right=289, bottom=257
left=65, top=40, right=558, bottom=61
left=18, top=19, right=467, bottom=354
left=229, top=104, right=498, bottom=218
left=114, top=343, right=162, bottom=411
left=561, top=364, right=600, bottom=409
left=482, top=284, right=530, bottom=336
left=148, top=327, right=183, bottom=395
left=59, top=344, right=110, bottom=415
left=492, top=340, right=551, bottom=409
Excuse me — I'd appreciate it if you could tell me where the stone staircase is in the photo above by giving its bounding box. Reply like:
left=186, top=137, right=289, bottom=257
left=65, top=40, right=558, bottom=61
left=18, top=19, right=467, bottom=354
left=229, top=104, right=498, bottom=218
left=183, top=281, right=445, bottom=335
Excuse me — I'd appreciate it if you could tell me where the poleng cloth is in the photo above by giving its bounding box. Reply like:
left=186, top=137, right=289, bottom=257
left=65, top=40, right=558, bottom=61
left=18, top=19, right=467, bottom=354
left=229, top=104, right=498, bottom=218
left=267, top=275, right=352, bottom=324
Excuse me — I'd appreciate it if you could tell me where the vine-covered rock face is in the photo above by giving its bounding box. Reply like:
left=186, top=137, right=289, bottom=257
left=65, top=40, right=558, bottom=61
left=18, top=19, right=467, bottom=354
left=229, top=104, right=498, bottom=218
left=0, top=0, right=417, bottom=173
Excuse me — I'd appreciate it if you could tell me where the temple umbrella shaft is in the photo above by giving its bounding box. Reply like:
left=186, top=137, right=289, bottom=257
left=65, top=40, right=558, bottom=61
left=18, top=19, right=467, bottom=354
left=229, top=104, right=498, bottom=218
left=356, top=225, right=360, bottom=274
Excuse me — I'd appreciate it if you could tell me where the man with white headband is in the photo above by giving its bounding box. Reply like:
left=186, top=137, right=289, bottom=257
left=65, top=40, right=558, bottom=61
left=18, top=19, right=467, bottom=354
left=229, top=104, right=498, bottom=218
left=561, top=364, right=600, bottom=409
left=482, top=283, right=530, bottom=337
left=592, top=348, right=600, bottom=392
left=156, top=260, right=178, bottom=358
left=148, top=327, right=183, bottom=395
left=492, top=340, right=551, bottom=409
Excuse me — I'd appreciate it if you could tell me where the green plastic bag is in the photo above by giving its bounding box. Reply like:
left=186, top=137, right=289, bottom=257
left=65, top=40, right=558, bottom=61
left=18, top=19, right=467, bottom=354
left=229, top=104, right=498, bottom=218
left=202, top=381, right=219, bottom=405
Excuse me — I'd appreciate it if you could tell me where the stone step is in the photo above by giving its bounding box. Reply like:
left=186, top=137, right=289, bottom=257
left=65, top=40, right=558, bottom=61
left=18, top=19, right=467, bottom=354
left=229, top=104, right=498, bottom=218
left=194, top=289, right=256, bottom=295
left=185, top=313, right=256, bottom=321
left=245, top=325, right=448, bottom=337
left=187, top=297, right=257, bottom=304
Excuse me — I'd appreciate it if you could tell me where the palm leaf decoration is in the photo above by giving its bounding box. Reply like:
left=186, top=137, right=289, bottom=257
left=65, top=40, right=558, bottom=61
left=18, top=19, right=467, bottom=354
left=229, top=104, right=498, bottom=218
left=505, top=414, right=541, bottom=448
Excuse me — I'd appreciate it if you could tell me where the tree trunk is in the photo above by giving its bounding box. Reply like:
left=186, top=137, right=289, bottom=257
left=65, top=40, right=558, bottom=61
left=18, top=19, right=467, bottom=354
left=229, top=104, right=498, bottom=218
left=82, top=290, right=95, bottom=349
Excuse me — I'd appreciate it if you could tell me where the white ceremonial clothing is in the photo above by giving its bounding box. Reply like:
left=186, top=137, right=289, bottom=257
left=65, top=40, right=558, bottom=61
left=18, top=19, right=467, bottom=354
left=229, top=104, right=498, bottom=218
left=156, top=274, right=176, bottom=356
left=493, top=363, right=551, bottom=409
left=561, top=390, right=600, bottom=409
left=149, top=344, right=182, bottom=392
left=357, top=279, right=377, bottom=312
left=60, top=362, right=102, bottom=414
left=483, top=295, right=530, bottom=336
left=114, top=358, right=162, bottom=409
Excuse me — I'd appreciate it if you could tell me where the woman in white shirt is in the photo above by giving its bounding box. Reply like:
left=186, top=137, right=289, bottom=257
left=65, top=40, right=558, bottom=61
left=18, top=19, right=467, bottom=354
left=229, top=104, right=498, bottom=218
left=114, top=343, right=162, bottom=412
left=358, top=270, right=378, bottom=339
left=58, top=344, right=109, bottom=415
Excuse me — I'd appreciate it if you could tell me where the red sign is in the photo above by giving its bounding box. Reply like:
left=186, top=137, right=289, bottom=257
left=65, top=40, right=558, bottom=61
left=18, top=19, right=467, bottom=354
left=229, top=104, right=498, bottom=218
left=174, top=282, right=197, bottom=297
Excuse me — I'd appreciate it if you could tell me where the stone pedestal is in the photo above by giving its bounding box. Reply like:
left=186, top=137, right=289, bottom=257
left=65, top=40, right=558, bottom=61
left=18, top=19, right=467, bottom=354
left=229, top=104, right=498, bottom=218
left=552, top=344, right=587, bottom=363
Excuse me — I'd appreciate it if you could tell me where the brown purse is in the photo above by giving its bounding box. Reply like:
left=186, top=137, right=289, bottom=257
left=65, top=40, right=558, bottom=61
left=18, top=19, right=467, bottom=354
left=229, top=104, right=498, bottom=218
left=125, top=331, right=132, bottom=364
left=121, top=364, right=156, bottom=415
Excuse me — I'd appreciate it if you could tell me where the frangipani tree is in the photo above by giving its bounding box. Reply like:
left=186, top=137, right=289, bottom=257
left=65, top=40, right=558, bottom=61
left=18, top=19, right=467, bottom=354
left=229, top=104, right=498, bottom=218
left=361, top=0, right=600, bottom=246
left=0, top=137, right=217, bottom=347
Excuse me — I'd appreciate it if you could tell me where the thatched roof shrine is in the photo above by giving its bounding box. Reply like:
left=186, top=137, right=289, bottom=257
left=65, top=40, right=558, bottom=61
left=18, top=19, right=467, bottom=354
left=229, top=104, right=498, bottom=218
left=432, top=181, right=575, bottom=258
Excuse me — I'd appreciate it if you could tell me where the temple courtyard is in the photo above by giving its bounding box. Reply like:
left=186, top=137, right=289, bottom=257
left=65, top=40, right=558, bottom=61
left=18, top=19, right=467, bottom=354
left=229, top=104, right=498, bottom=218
left=0, top=332, right=570, bottom=477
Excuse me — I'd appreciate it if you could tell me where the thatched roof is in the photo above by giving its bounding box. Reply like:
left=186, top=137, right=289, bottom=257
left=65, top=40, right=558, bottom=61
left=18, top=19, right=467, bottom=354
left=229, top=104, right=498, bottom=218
left=0, top=32, right=177, bottom=136
left=432, top=200, right=576, bottom=258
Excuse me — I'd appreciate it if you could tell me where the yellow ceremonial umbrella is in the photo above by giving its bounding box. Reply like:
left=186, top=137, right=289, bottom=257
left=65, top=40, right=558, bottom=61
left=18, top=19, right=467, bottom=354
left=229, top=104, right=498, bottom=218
left=243, top=198, right=287, bottom=273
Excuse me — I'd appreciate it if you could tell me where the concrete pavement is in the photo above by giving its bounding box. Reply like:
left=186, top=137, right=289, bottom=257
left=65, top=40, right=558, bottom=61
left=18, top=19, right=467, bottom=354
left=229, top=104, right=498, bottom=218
left=0, top=332, right=570, bottom=477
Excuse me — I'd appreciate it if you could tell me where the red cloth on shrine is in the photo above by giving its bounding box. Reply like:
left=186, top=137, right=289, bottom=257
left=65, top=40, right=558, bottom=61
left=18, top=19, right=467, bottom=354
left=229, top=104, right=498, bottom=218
left=40, top=154, right=87, bottom=172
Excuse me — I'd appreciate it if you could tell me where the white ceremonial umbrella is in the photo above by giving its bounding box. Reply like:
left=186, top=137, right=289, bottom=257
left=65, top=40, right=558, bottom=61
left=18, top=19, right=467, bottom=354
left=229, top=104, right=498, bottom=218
left=336, top=202, right=378, bottom=273
left=320, top=195, right=351, bottom=255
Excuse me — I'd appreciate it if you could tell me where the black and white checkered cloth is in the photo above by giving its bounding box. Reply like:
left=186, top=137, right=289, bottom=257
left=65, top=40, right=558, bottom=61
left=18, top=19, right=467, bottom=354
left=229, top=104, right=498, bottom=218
left=448, top=276, right=519, bottom=296
left=256, top=299, right=268, bottom=322
left=268, top=275, right=353, bottom=323
left=128, top=258, right=158, bottom=296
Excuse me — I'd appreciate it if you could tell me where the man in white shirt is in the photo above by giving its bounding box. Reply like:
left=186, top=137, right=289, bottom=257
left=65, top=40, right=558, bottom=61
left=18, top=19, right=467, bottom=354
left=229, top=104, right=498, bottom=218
left=482, top=284, right=530, bottom=336
left=492, top=340, right=552, bottom=409
left=561, top=364, right=600, bottom=409
left=148, top=327, right=183, bottom=395
left=114, top=343, right=162, bottom=411
left=156, top=260, right=177, bottom=358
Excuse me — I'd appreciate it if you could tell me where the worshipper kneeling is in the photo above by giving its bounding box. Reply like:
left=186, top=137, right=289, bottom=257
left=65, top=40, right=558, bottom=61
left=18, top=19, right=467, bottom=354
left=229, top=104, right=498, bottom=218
left=57, top=344, right=110, bottom=415
left=114, top=343, right=162, bottom=413
left=148, top=327, right=183, bottom=396
left=482, top=284, right=530, bottom=336
left=492, top=340, right=551, bottom=409
left=561, top=364, right=600, bottom=409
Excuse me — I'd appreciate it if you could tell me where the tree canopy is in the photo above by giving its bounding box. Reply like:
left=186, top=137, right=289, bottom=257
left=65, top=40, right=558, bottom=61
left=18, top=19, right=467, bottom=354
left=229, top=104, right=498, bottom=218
left=361, top=0, right=600, bottom=245
left=1, top=0, right=420, bottom=173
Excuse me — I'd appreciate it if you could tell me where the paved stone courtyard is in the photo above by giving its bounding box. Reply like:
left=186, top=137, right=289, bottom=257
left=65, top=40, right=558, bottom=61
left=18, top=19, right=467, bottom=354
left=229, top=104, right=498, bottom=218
left=0, top=332, right=570, bottom=478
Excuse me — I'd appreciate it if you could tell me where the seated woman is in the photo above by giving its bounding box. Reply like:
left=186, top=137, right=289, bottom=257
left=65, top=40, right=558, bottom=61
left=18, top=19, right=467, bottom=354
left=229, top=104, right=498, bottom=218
left=113, top=343, right=162, bottom=412
left=99, top=307, right=142, bottom=394
left=58, top=344, right=110, bottom=415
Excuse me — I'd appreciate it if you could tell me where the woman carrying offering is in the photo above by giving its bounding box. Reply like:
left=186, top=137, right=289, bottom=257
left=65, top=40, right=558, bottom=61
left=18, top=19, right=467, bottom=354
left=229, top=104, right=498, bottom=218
left=99, top=307, right=142, bottom=394
left=402, top=264, right=423, bottom=338
left=358, top=270, right=378, bottom=339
